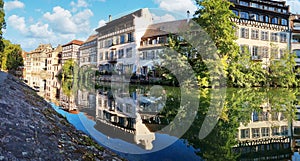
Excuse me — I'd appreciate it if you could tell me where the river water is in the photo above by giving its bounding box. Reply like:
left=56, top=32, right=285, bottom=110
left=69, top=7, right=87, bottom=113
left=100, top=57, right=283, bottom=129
left=24, top=74, right=300, bottom=161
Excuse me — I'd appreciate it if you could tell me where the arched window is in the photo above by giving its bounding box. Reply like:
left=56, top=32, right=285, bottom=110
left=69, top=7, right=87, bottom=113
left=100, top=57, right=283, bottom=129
left=265, top=16, right=269, bottom=23
left=281, top=19, right=287, bottom=26
left=240, top=12, right=249, bottom=19
left=271, top=17, right=278, bottom=24
left=232, top=10, right=239, bottom=16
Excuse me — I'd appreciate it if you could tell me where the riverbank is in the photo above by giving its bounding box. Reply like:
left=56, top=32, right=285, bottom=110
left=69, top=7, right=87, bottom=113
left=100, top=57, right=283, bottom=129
left=0, top=72, right=124, bottom=161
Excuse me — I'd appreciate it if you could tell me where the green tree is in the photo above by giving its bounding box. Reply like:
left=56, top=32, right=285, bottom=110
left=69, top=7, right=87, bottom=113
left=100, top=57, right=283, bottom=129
left=62, top=59, right=77, bottom=78
left=193, top=0, right=240, bottom=87
left=228, top=46, right=267, bottom=87
left=194, top=0, right=239, bottom=59
left=1, top=40, right=23, bottom=72
left=0, top=0, right=6, bottom=67
left=268, top=48, right=297, bottom=87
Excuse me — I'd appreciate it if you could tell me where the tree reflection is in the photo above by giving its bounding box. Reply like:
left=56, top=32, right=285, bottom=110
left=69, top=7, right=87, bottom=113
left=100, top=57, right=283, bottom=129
left=181, top=88, right=299, bottom=160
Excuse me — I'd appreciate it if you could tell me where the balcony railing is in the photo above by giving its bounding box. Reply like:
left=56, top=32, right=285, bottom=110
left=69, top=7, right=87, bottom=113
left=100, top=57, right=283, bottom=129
left=108, top=58, right=117, bottom=63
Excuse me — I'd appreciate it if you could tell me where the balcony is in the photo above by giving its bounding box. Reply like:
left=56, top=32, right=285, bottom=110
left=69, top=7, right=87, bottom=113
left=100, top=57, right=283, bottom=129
left=108, top=58, right=117, bottom=64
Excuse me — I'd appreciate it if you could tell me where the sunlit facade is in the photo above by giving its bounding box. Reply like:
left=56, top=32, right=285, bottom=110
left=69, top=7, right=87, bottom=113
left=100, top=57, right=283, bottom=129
left=230, top=0, right=290, bottom=65
left=62, top=40, right=84, bottom=65
left=95, top=8, right=153, bottom=78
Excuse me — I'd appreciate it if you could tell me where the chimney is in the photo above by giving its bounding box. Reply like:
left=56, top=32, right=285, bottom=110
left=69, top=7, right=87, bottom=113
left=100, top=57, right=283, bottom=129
left=109, top=15, right=112, bottom=22
left=187, top=10, right=190, bottom=23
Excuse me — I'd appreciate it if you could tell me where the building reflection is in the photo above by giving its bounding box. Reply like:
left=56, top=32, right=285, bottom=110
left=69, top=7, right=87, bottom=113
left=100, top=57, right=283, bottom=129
left=94, top=85, right=167, bottom=150
left=24, top=74, right=300, bottom=156
left=233, top=103, right=298, bottom=160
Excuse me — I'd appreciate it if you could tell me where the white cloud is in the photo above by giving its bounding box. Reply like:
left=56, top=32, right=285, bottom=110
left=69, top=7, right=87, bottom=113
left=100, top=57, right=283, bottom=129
left=4, top=0, right=25, bottom=11
left=43, top=6, right=93, bottom=34
left=152, top=13, right=176, bottom=23
left=7, top=15, right=27, bottom=34
left=73, top=9, right=94, bottom=33
left=154, top=0, right=197, bottom=14
left=97, top=20, right=106, bottom=27
left=43, top=6, right=77, bottom=34
left=8, top=15, right=53, bottom=39
left=70, top=0, right=88, bottom=12
left=29, top=22, right=53, bottom=38
left=285, top=0, right=300, bottom=13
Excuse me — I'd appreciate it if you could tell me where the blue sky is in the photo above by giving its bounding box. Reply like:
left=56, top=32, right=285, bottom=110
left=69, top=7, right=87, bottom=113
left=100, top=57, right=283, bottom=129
left=3, top=0, right=197, bottom=51
left=3, top=0, right=300, bottom=51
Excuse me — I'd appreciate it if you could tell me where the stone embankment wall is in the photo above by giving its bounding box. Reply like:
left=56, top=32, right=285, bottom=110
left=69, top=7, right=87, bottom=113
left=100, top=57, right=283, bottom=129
left=0, top=72, right=124, bottom=161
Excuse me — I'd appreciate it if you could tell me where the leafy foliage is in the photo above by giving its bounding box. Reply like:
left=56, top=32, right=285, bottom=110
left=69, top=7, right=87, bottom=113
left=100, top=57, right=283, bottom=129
left=1, top=39, right=23, bottom=71
left=0, top=0, right=5, bottom=66
left=62, top=59, right=77, bottom=78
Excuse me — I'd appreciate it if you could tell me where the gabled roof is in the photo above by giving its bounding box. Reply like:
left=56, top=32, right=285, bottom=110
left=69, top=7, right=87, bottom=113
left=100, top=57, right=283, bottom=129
left=62, top=40, right=84, bottom=47
left=141, top=19, right=187, bottom=39
left=84, top=34, right=97, bottom=43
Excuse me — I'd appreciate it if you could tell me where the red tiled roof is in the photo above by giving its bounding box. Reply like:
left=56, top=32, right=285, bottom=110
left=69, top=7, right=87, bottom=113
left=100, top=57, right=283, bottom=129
left=62, top=40, right=84, bottom=47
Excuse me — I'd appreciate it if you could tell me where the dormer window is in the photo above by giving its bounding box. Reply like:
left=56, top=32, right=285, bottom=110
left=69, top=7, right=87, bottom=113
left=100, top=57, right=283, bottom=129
left=250, top=13, right=259, bottom=21
left=251, top=3, right=259, bottom=8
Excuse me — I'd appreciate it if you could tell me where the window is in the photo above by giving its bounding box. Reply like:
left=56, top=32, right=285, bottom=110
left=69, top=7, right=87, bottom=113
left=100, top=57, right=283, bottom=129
left=99, top=52, right=103, bottom=61
left=120, top=35, right=125, bottom=44
left=252, top=46, right=260, bottom=60
left=280, top=49, right=285, bottom=58
left=241, top=129, right=250, bottom=139
left=282, top=9, right=287, bottom=13
left=280, top=33, right=287, bottom=43
left=251, top=29, right=259, bottom=39
left=252, top=128, right=260, bottom=138
left=240, top=45, right=249, bottom=54
left=262, top=47, right=269, bottom=58
left=126, top=47, right=133, bottom=58
left=272, top=127, right=280, bottom=136
left=272, top=112, right=279, bottom=121
left=105, top=51, right=108, bottom=60
left=158, top=37, right=166, bottom=44
left=239, top=1, right=249, bottom=6
left=281, top=19, right=287, bottom=26
left=260, top=15, right=269, bottom=23
left=241, top=28, right=249, bottom=38
left=251, top=3, right=259, bottom=8
left=281, top=126, right=288, bottom=135
left=118, top=49, right=124, bottom=59
left=295, top=50, right=300, bottom=58
left=271, top=33, right=278, bottom=42
left=250, top=13, right=259, bottom=21
left=232, top=10, right=238, bottom=16
left=268, top=7, right=275, bottom=11
left=240, top=12, right=249, bottom=19
left=128, top=32, right=134, bottom=42
left=271, top=17, right=278, bottom=24
left=261, top=31, right=269, bottom=41
left=262, top=127, right=270, bottom=137
left=271, top=48, right=279, bottom=59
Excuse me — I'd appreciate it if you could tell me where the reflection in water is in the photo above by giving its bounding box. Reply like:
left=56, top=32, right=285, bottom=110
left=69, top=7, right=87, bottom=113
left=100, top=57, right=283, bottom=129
left=23, top=74, right=300, bottom=160
left=95, top=86, right=157, bottom=150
